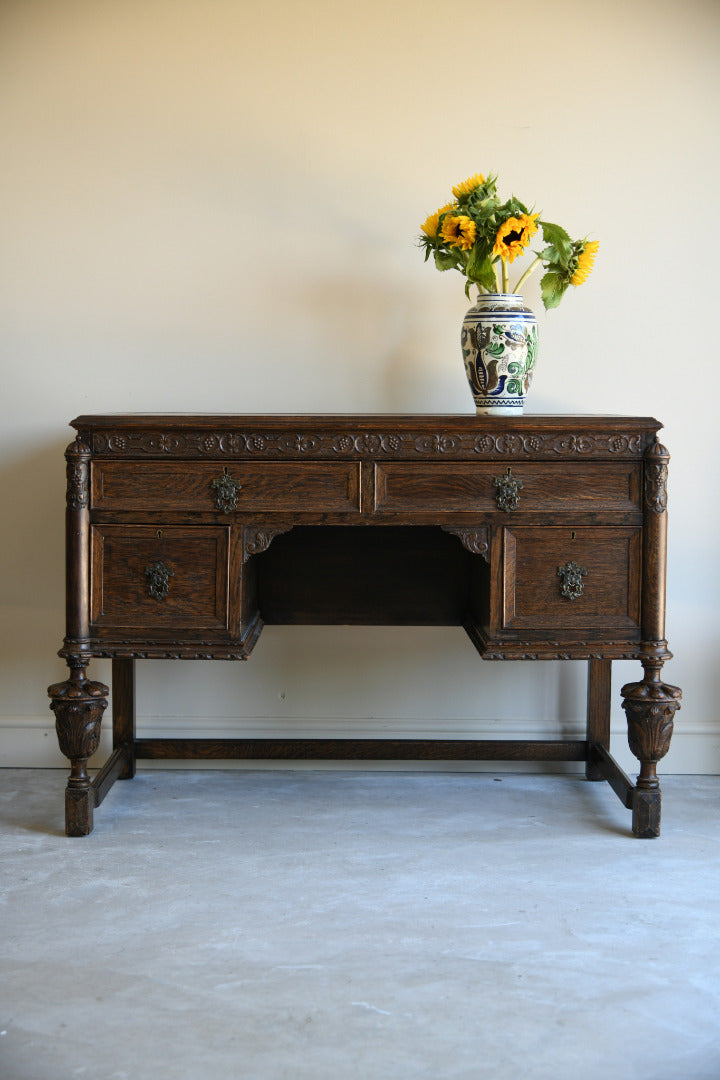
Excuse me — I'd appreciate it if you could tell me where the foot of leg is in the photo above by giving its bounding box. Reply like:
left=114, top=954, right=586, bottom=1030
left=65, top=784, right=95, bottom=837
left=632, top=787, right=662, bottom=839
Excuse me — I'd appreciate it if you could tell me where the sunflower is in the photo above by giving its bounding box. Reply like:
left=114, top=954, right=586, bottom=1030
left=570, top=239, right=599, bottom=285
left=420, top=202, right=455, bottom=239
left=493, top=213, right=539, bottom=264
left=440, top=214, right=477, bottom=251
left=451, top=173, right=485, bottom=200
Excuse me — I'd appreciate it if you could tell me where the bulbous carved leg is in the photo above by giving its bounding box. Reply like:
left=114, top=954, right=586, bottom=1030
left=48, top=662, right=109, bottom=836
left=621, top=654, right=681, bottom=838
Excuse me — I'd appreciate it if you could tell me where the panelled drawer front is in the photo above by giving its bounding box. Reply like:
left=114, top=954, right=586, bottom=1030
left=91, top=525, right=229, bottom=631
left=91, top=461, right=361, bottom=513
left=502, top=526, right=642, bottom=631
left=374, top=462, right=641, bottom=514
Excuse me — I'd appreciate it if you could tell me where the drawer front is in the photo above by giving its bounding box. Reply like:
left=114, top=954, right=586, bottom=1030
left=374, top=462, right=641, bottom=514
left=91, top=461, right=361, bottom=513
left=91, top=525, right=229, bottom=631
left=501, top=526, right=642, bottom=631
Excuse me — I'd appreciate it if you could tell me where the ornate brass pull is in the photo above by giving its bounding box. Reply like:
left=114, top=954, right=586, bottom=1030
left=557, top=561, right=587, bottom=600
left=145, top=560, right=174, bottom=600
left=211, top=468, right=242, bottom=513
left=494, top=467, right=523, bottom=511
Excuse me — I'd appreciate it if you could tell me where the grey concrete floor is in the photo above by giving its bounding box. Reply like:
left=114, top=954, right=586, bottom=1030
left=1, top=769, right=719, bottom=1080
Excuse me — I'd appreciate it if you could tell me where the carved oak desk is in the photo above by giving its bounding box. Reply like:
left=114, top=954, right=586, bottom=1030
left=48, top=414, right=681, bottom=837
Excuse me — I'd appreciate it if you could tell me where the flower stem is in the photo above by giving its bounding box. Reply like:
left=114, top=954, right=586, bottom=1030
left=514, top=255, right=543, bottom=294
left=493, top=260, right=502, bottom=293
left=501, top=259, right=508, bottom=293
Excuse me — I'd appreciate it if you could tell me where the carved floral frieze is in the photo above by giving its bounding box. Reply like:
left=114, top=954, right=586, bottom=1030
left=85, top=429, right=648, bottom=460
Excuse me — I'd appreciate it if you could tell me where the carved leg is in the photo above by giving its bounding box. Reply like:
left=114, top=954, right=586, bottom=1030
left=621, top=652, right=681, bottom=838
left=48, top=661, right=109, bottom=836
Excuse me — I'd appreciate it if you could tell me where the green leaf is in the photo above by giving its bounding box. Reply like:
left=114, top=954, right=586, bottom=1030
left=504, top=195, right=531, bottom=217
left=540, top=222, right=573, bottom=260
left=536, top=245, right=558, bottom=262
left=465, top=248, right=496, bottom=290
left=540, top=271, right=567, bottom=310
left=540, top=221, right=571, bottom=244
left=434, top=250, right=460, bottom=272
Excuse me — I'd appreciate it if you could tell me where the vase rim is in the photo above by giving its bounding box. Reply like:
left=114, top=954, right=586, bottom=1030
left=476, top=291, right=524, bottom=299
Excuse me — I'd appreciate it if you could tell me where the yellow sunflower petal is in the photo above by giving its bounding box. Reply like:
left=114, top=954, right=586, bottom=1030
left=571, top=240, right=599, bottom=286
left=452, top=173, right=486, bottom=199
left=421, top=211, right=441, bottom=238
left=420, top=202, right=456, bottom=238
left=440, top=214, right=477, bottom=251
left=492, top=213, right=539, bottom=264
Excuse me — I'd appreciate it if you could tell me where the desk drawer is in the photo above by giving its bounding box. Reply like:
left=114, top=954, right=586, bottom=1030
left=501, top=525, right=642, bottom=632
left=91, top=461, right=361, bottom=514
left=374, top=462, right=641, bottom=514
left=91, top=525, right=229, bottom=632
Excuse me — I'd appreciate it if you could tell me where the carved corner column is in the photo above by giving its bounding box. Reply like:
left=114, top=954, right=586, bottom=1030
left=621, top=439, right=681, bottom=837
left=47, top=437, right=109, bottom=836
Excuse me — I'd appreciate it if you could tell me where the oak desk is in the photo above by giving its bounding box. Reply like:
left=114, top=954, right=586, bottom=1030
left=48, top=414, right=681, bottom=837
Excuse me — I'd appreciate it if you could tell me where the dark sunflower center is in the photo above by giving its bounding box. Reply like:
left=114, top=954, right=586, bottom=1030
left=505, top=229, right=523, bottom=244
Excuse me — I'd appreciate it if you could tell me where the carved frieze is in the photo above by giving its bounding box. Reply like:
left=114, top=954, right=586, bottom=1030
left=480, top=645, right=642, bottom=661
left=85, top=428, right=648, bottom=461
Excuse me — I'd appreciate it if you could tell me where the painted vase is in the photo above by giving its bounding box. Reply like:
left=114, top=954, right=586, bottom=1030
left=461, top=293, right=538, bottom=415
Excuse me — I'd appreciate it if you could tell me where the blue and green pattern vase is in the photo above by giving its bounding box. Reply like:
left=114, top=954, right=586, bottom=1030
left=461, top=293, right=538, bottom=414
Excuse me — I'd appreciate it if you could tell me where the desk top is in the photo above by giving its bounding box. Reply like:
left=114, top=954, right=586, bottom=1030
left=70, top=414, right=663, bottom=462
left=72, top=412, right=661, bottom=428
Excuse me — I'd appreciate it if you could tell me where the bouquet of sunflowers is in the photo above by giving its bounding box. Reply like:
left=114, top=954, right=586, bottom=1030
left=419, top=173, right=598, bottom=309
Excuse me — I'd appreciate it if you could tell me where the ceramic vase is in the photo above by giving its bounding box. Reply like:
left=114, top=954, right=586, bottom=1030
left=461, top=293, right=538, bottom=415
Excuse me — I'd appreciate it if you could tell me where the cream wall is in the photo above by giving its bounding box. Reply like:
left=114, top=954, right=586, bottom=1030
left=1, top=0, right=719, bottom=775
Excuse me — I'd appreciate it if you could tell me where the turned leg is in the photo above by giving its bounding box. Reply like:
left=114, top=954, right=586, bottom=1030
left=48, top=661, right=109, bottom=836
left=621, top=654, right=681, bottom=838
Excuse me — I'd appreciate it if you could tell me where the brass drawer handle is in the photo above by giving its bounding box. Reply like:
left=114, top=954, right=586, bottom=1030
left=494, top=467, right=523, bottom=511
left=557, top=560, right=587, bottom=600
left=211, top=468, right=242, bottom=513
left=145, top=560, right=174, bottom=600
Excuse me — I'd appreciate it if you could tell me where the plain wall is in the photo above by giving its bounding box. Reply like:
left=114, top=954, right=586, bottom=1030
left=1, top=0, right=719, bottom=775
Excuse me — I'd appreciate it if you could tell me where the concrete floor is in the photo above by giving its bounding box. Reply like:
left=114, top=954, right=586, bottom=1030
left=1, top=769, right=719, bottom=1080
